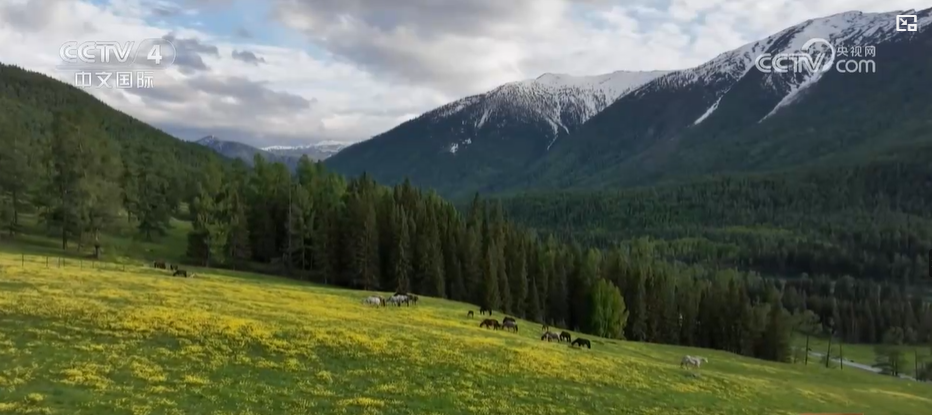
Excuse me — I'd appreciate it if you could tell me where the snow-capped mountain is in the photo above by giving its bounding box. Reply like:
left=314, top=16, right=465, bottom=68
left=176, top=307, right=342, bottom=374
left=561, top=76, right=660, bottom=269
left=262, top=141, right=348, bottom=161
left=517, top=7, right=932, bottom=191
left=327, top=7, right=932, bottom=198
left=426, top=69, right=671, bottom=153
left=640, top=8, right=932, bottom=126
left=325, top=70, right=670, bottom=195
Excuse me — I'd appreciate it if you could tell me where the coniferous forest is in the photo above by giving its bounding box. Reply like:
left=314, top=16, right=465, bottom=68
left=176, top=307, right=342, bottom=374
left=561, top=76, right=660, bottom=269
left=1, top=63, right=931, bottom=374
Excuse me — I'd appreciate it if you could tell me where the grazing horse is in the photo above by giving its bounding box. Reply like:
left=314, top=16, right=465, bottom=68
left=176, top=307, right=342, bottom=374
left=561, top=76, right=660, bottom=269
left=680, top=355, right=707, bottom=370
left=387, top=295, right=410, bottom=307
left=559, top=331, right=572, bottom=342
left=153, top=260, right=166, bottom=269
left=362, top=296, right=383, bottom=306
left=502, top=317, right=516, bottom=325
left=407, top=294, right=419, bottom=306
left=541, top=331, right=560, bottom=342
left=479, top=319, right=499, bottom=329
left=169, top=264, right=178, bottom=271
left=172, top=269, right=188, bottom=278
left=502, top=320, right=518, bottom=333
left=571, top=338, right=591, bottom=349
left=479, top=306, right=492, bottom=316
left=467, top=311, right=474, bottom=318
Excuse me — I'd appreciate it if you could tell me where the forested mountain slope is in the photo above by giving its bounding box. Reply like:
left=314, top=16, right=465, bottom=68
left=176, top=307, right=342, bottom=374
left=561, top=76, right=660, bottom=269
left=0, top=63, right=225, bottom=244
left=493, top=142, right=932, bottom=285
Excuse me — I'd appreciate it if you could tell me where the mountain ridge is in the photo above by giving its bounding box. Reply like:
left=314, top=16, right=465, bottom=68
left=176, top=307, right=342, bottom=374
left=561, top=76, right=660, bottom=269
left=326, top=69, right=671, bottom=195
left=328, top=7, right=932, bottom=198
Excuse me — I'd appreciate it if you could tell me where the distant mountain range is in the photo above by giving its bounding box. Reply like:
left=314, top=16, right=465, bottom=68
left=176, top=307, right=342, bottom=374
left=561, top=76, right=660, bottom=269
left=325, top=8, right=932, bottom=199
left=195, top=136, right=348, bottom=169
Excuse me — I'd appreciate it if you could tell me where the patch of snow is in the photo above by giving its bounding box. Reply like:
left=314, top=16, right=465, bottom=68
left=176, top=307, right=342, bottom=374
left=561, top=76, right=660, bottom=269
left=759, top=70, right=827, bottom=122
left=694, top=97, right=722, bottom=126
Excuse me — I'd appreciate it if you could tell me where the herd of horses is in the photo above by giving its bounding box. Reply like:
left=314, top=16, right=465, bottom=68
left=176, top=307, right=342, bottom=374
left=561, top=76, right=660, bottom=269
left=361, top=292, right=711, bottom=369
left=362, top=292, right=420, bottom=307
left=152, top=260, right=192, bottom=278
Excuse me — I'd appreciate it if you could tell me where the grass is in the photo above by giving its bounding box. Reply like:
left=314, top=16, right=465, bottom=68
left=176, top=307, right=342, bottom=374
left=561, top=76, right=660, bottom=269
left=0, top=213, right=191, bottom=264
left=793, top=335, right=928, bottom=377
left=1, top=251, right=931, bottom=415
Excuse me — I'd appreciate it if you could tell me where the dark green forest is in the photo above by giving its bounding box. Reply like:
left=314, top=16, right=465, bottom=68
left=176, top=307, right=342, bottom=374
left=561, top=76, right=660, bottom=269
left=491, top=151, right=932, bottom=287
left=1, top=63, right=931, bottom=376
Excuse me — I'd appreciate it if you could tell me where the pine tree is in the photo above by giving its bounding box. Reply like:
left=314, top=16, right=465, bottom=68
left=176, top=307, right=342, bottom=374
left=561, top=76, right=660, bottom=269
left=481, top=240, right=501, bottom=311
left=761, top=302, right=792, bottom=362
left=391, top=206, right=412, bottom=292
left=0, top=114, right=35, bottom=236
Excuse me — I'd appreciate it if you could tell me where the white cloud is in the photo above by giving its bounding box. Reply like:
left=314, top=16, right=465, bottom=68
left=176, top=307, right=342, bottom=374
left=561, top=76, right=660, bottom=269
left=1, top=0, right=929, bottom=147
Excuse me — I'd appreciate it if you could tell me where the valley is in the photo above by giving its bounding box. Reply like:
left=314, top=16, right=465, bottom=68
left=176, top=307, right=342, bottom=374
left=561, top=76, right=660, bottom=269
left=2, top=3, right=932, bottom=415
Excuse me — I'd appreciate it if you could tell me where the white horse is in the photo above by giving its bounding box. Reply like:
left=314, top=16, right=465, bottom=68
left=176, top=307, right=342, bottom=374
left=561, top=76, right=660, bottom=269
left=680, top=355, right=708, bottom=369
left=362, top=296, right=383, bottom=306
left=386, top=294, right=409, bottom=306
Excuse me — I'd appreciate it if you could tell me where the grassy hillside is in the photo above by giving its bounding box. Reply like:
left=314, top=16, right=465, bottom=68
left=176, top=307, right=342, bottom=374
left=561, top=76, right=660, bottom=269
left=1, top=250, right=930, bottom=415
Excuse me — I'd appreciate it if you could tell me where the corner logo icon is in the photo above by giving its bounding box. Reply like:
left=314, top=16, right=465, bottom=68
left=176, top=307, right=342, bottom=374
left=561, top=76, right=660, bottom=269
left=896, top=14, right=918, bottom=32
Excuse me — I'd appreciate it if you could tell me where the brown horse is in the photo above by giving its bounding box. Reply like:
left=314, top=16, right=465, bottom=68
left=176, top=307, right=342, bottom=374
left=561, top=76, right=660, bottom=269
left=153, top=260, right=166, bottom=269
left=479, top=306, right=492, bottom=316
left=559, top=331, right=572, bottom=342
left=408, top=294, right=419, bottom=305
left=467, top=310, right=474, bottom=318
left=479, top=318, right=499, bottom=329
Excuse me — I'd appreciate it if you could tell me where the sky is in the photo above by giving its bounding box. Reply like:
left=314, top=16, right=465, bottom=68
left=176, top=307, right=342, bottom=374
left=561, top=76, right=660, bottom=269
left=1, top=0, right=929, bottom=148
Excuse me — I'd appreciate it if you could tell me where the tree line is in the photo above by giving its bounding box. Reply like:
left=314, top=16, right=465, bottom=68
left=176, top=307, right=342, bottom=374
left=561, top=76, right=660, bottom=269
left=184, top=154, right=932, bottom=367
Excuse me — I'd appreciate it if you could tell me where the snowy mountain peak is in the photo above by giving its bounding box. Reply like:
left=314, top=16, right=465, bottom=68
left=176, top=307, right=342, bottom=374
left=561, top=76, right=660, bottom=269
left=642, top=7, right=932, bottom=126
left=423, top=69, right=672, bottom=154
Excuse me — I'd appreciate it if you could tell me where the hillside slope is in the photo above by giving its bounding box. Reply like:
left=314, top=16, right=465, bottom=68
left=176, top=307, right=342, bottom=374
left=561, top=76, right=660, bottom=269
left=325, top=70, right=669, bottom=198
left=1, top=253, right=930, bottom=415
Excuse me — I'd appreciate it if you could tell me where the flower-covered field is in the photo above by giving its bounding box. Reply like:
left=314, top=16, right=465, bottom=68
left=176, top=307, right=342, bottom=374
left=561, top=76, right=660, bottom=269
left=1, top=253, right=930, bottom=415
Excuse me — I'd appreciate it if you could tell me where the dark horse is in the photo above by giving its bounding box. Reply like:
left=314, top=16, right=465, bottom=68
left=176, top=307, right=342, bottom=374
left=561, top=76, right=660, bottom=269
left=559, top=331, right=572, bottom=342
left=172, top=269, right=189, bottom=278
left=503, top=317, right=516, bottom=324
left=407, top=294, right=419, bottom=305
left=502, top=319, right=518, bottom=333
left=467, top=311, right=474, bottom=318
left=479, top=306, right=492, bottom=316
left=479, top=318, right=500, bottom=329
left=153, top=260, right=166, bottom=269
left=169, top=264, right=178, bottom=271
left=571, top=338, right=591, bottom=349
